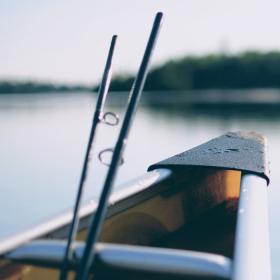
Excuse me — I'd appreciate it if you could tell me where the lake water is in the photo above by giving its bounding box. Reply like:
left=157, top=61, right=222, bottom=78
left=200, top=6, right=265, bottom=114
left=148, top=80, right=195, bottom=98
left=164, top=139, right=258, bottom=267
left=0, top=92, right=279, bottom=277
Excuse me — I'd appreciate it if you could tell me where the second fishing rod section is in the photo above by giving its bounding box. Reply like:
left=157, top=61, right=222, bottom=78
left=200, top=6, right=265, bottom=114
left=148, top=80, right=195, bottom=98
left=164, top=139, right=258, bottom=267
left=60, top=12, right=163, bottom=280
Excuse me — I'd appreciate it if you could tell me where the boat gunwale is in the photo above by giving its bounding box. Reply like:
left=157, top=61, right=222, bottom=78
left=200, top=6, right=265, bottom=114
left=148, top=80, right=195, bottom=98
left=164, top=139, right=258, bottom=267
left=0, top=168, right=171, bottom=256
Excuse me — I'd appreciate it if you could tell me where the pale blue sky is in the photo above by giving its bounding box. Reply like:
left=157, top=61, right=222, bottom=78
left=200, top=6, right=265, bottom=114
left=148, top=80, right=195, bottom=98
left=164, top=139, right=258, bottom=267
left=1, top=0, right=280, bottom=85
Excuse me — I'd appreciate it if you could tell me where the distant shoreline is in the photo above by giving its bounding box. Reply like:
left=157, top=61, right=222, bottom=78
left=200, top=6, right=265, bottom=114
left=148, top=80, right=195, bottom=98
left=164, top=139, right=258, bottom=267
left=2, top=88, right=280, bottom=104
left=2, top=51, right=280, bottom=93
left=0, top=81, right=91, bottom=94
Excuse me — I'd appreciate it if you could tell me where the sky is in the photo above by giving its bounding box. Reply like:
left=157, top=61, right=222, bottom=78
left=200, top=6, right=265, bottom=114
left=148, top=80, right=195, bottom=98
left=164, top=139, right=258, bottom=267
left=1, top=0, right=280, bottom=85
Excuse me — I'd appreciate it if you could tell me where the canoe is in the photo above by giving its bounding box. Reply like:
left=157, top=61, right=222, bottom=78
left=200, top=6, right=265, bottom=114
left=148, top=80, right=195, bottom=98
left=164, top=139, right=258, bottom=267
left=0, top=131, right=271, bottom=280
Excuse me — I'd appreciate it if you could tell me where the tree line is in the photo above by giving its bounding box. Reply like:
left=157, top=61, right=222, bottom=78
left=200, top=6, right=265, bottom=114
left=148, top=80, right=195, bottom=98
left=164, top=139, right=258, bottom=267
left=110, top=51, right=280, bottom=91
left=2, top=51, right=280, bottom=93
left=0, top=81, right=90, bottom=94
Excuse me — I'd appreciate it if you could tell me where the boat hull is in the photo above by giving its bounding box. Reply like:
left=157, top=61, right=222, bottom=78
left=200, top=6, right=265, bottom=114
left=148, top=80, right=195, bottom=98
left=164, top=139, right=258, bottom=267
left=0, top=167, right=241, bottom=279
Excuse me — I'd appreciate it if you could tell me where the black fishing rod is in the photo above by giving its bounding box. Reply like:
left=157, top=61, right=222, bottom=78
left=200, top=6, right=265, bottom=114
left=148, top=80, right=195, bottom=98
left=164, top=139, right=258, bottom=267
left=59, top=35, right=118, bottom=280
left=75, top=12, right=163, bottom=280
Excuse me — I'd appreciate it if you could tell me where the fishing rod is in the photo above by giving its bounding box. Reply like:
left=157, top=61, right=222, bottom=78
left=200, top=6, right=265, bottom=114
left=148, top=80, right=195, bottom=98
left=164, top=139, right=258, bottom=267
left=75, top=12, right=163, bottom=280
left=59, top=35, right=118, bottom=280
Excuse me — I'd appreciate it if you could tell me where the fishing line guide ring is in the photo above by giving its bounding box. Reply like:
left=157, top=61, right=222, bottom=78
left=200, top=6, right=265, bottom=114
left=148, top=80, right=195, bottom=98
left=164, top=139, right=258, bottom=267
left=98, top=148, right=124, bottom=166
left=100, top=112, right=119, bottom=126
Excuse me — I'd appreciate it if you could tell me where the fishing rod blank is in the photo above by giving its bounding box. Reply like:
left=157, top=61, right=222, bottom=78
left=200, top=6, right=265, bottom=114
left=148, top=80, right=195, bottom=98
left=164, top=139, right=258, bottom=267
left=59, top=35, right=118, bottom=280
left=75, top=12, right=163, bottom=280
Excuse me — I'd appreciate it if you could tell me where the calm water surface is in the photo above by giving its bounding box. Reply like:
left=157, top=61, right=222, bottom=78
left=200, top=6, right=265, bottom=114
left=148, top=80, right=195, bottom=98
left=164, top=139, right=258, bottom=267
left=0, top=92, right=279, bottom=277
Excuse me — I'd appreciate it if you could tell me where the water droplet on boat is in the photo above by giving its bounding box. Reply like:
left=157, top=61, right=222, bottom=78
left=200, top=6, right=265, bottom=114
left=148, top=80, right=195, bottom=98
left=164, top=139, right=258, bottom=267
left=227, top=148, right=239, bottom=152
left=176, top=154, right=185, bottom=160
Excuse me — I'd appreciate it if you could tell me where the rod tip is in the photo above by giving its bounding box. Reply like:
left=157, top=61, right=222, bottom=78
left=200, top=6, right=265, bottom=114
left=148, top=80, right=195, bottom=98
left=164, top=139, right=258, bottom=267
left=156, top=11, right=164, bottom=18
